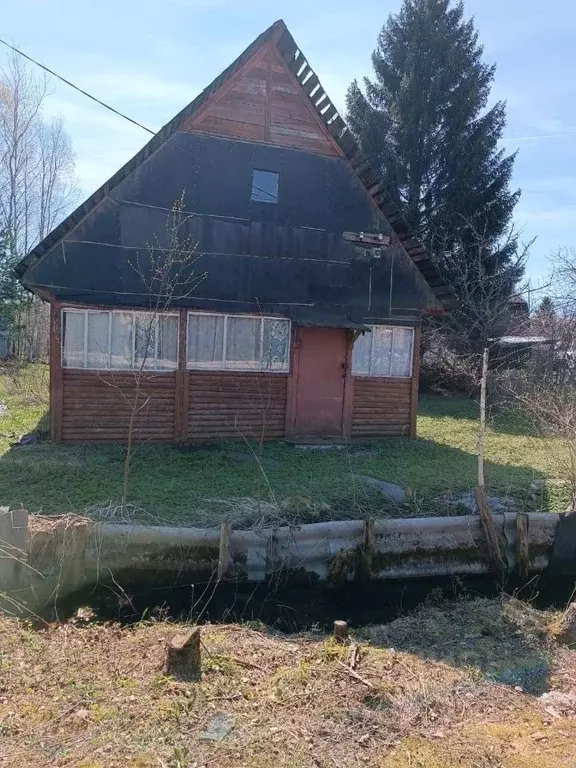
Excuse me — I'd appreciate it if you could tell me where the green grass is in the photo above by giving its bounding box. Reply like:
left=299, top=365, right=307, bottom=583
left=0, top=364, right=567, bottom=526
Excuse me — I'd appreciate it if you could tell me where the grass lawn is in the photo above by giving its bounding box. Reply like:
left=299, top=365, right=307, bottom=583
left=0, top=363, right=566, bottom=526
left=2, top=596, right=576, bottom=766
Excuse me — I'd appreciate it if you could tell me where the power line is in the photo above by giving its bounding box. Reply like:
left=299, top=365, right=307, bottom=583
left=0, top=36, right=155, bottom=136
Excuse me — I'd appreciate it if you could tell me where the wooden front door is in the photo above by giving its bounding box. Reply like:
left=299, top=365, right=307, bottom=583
left=292, top=327, right=349, bottom=438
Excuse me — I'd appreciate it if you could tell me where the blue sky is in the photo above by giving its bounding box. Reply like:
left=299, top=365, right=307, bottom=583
left=3, top=0, right=575, bottom=283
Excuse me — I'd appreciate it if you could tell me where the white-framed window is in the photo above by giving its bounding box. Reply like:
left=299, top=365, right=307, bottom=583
left=61, top=308, right=179, bottom=371
left=187, top=312, right=291, bottom=372
left=352, top=325, right=414, bottom=378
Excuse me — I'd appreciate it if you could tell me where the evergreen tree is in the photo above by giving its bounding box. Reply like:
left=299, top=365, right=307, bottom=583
left=0, top=227, right=21, bottom=310
left=346, top=0, right=523, bottom=299
left=537, top=296, right=555, bottom=320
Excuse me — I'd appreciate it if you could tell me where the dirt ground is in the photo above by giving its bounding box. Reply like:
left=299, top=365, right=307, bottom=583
left=2, top=596, right=576, bottom=767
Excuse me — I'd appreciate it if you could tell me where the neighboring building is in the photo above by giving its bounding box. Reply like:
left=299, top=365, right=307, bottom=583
left=16, top=20, right=452, bottom=444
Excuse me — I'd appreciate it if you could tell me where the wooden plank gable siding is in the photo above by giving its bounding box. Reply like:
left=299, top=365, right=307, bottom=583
left=351, top=378, right=413, bottom=438
left=179, top=41, right=342, bottom=157
left=187, top=371, right=288, bottom=440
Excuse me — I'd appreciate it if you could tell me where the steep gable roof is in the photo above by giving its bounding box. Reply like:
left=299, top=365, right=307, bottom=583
left=17, top=20, right=453, bottom=309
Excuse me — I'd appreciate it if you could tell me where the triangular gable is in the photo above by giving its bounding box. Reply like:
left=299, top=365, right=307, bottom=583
left=16, top=19, right=453, bottom=309
left=180, top=37, right=342, bottom=157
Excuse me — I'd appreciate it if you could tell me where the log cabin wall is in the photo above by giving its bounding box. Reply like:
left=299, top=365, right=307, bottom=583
left=53, top=310, right=420, bottom=445
left=54, top=303, right=290, bottom=444
left=59, top=369, right=288, bottom=444
left=187, top=371, right=288, bottom=441
left=60, top=371, right=177, bottom=443
left=351, top=378, right=413, bottom=438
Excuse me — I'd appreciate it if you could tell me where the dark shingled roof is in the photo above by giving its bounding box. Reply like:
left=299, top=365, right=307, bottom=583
left=16, top=20, right=453, bottom=310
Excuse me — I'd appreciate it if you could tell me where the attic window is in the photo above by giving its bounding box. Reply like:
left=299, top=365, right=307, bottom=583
left=251, top=170, right=279, bottom=204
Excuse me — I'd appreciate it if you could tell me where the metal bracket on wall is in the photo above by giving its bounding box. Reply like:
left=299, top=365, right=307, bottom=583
left=342, top=231, right=391, bottom=246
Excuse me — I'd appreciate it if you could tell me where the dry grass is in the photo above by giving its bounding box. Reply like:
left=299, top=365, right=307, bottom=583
left=1, top=597, right=576, bottom=767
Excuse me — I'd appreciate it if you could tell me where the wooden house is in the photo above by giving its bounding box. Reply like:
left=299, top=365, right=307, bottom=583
left=16, top=20, right=453, bottom=445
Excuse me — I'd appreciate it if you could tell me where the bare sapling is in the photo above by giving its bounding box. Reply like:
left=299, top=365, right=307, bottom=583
left=475, top=347, right=507, bottom=577
left=94, top=194, right=204, bottom=512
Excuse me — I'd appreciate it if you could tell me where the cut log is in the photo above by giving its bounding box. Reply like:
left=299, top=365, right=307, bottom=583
left=163, top=627, right=201, bottom=681
left=333, top=620, right=349, bottom=643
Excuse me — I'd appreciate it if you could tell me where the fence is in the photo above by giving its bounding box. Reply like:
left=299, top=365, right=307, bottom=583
left=0, top=509, right=561, bottom=617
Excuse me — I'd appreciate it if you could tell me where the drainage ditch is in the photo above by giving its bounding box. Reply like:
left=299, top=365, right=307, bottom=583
left=57, top=569, right=574, bottom=632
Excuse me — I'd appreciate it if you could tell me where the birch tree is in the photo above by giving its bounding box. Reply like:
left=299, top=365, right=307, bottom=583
left=0, top=49, right=77, bottom=358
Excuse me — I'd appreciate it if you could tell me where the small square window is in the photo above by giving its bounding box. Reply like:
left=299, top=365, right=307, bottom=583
left=251, top=169, right=279, bottom=204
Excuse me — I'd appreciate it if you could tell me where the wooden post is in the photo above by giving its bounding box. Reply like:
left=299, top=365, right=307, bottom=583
left=476, top=488, right=507, bottom=577
left=50, top=300, right=63, bottom=443
left=341, top=330, right=355, bottom=441
left=163, top=627, right=201, bottom=681
left=410, top=325, right=421, bottom=438
left=476, top=347, right=507, bottom=577
left=363, top=518, right=375, bottom=554
left=284, top=326, right=300, bottom=439
left=218, top=521, right=232, bottom=580
left=357, top=518, right=375, bottom=581
left=516, top=512, right=530, bottom=581
left=333, top=620, right=349, bottom=643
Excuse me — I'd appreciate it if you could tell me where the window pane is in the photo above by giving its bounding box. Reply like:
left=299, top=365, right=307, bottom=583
left=187, top=314, right=224, bottom=368
left=226, top=316, right=260, bottom=369
left=390, top=328, right=413, bottom=377
left=110, top=313, right=133, bottom=369
left=86, top=312, right=109, bottom=369
left=251, top=169, right=278, bottom=203
left=135, top=313, right=157, bottom=370
left=158, top=315, right=178, bottom=370
left=63, top=311, right=85, bottom=368
left=352, top=332, right=371, bottom=375
left=262, top=319, right=290, bottom=371
left=372, top=327, right=393, bottom=375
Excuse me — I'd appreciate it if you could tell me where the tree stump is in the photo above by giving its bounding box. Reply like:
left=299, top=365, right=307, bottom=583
left=557, top=602, right=576, bottom=646
left=163, top=627, right=201, bottom=681
left=334, top=620, right=349, bottom=644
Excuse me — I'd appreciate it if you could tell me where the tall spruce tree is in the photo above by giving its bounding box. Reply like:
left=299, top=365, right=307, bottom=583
left=346, top=0, right=522, bottom=302
left=537, top=296, right=555, bottom=319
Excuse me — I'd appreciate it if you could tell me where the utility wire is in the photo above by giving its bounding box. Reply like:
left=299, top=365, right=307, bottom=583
left=0, top=36, right=156, bottom=136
